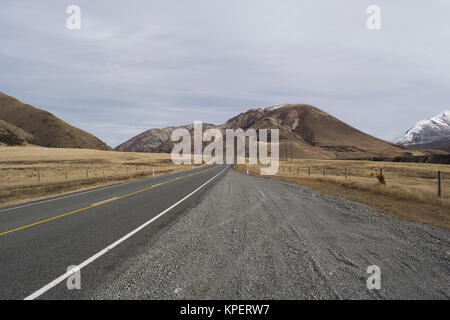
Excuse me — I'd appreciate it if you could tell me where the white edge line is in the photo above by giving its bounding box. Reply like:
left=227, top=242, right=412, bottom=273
left=24, top=165, right=228, bottom=300
left=0, top=166, right=205, bottom=214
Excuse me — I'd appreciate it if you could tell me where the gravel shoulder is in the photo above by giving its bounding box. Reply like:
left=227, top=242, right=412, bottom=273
left=93, top=169, right=450, bottom=299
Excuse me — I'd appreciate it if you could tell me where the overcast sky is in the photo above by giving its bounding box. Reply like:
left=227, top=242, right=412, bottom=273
left=1, top=1, right=449, bottom=147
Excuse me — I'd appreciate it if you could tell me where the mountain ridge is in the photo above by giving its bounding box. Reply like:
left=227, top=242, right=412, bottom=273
left=396, top=110, right=450, bottom=145
left=117, top=103, right=422, bottom=159
left=407, top=136, right=450, bottom=153
left=0, top=92, right=111, bottom=150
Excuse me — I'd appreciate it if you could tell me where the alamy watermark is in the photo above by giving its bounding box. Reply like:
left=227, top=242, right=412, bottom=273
left=66, top=5, right=81, bottom=30
left=366, top=265, right=381, bottom=290
left=170, top=121, right=279, bottom=175
left=367, top=5, right=381, bottom=30
left=64, top=5, right=381, bottom=33
left=66, top=265, right=81, bottom=290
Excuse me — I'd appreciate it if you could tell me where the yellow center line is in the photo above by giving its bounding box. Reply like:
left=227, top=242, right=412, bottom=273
left=0, top=166, right=215, bottom=237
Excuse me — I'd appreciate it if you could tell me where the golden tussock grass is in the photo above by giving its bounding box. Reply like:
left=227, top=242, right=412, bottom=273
left=0, top=146, right=200, bottom=207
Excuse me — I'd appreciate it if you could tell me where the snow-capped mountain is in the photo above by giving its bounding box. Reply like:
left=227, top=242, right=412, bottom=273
left=395, top=110, right=450, bottom=145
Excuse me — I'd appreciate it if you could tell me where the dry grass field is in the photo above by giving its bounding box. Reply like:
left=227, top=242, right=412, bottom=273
left=235, top=159, right=450, bottom=229
left=0, top=146, right=199, bottom=207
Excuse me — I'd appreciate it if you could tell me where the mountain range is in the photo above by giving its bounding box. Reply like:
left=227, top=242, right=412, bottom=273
left=116, top=104, right=422, bottom=159
left=2, top=90, right=448, bottom=158
left=0, top=92, right=111, bottom=150
left=395, top=110, right=450, bottom=152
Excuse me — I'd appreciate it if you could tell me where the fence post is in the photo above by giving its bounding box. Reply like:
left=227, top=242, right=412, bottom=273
left=380, top=168, right=383, bottom=177
left=65, top=170, right=68, bottom=180
left=285, top=142, right=288, bottom=160
left=297, top=167, right=299, bottom=175
left=37, top=171, right=40, bottom=183
left=289, top=167, right=291, bottom=173
left=308, top=167, right=311, bottom=176
left=290, top=142, right=293, bottom=161
left=152, top=169, right=155, bottom=177
left=345, top=168, right=348, bottom=179
left=86, top=168, right=88, bottom=178
left=323, top=167, right=326, bottom=176
left=438, top=171, right=442, bottom=197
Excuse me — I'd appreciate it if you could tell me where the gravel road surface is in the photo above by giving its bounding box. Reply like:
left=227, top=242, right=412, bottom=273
left=94, top=169, right=450, bottom=299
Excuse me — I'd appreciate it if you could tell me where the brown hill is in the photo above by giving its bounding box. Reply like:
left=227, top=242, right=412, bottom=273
left=115, top=103, right=427, bottom=159
left=0, top=92, right=111, bottom=150
left=218, top=104, right=417, bottom=159
left=0, top=120, right=33, bottom=146
left=115, top=123, right=215, bottom=153
left=115, top=125, right=189, bottom=153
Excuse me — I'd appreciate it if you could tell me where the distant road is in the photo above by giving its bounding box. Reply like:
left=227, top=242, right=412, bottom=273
left=0, top=164, right=228, bottom=299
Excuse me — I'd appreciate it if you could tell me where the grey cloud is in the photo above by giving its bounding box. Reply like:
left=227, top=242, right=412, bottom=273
left=0, top=0, right=449, bottom=147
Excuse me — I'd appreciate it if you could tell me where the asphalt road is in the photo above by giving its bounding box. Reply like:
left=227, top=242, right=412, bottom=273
left=1, top=165, right=448, bottom=299
left=0, top=164, right=228, bottom=300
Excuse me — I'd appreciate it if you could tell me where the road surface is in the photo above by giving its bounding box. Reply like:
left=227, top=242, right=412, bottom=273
left=94, top=169, right=449, bottom=300
left=0, top=166, right=448, bottom=299
left=0, top=164, right=228, bottom=299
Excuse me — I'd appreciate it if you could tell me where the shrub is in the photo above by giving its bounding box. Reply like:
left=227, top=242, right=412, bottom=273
left=376, top=174, right=386, bottom=185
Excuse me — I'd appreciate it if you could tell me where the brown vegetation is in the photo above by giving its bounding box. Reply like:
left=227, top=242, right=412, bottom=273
left=235, top=159, right=450, bottom=229
left=0, top=92, right=110, bottom=150
left=0, top=146, right=198, bottom=207
left=0, top=120, right=33, bottom=146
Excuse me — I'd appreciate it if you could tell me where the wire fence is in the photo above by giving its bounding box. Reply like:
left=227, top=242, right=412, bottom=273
left=252, top=161, right=449, bottom=198
left=0, top=163, right=194, bottom=188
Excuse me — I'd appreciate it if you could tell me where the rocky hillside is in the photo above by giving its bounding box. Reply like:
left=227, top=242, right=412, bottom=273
left=409, top=136, right=450, bottom=153
left=117, top=104, right=419, bottom=159
left=0, top=92, right=111, bottom=150
left=115, top=123, right=215, bottom=153
left=0, top=120, right=33, bottom=146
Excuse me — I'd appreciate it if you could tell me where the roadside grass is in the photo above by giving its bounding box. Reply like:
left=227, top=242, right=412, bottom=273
left=234, top=160, right=450, bottom=229
left=0, top=146, right=199, bottom=208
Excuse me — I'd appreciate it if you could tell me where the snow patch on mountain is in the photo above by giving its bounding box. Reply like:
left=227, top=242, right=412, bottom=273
left=254, top=104, right=288, bottom=112
left=395, top=110, right=450, bottom=145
